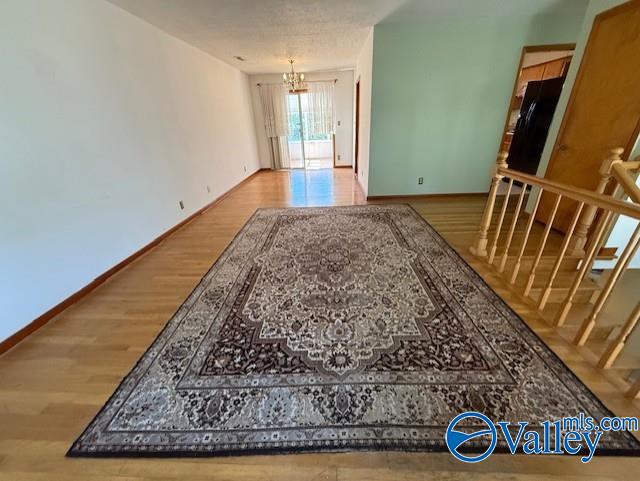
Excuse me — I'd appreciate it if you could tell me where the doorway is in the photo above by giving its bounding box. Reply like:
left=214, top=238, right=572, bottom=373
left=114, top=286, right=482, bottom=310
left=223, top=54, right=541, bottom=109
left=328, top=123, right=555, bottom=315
left=286, top=91, right=334, bottom=170
left=498, top=44, right=575, bottom=179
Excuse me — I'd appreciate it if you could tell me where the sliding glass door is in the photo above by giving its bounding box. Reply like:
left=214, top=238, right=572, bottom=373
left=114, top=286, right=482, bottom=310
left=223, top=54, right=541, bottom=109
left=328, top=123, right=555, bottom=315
left=286, top=92, right=333, bottom=170
left=287, top=93, right=305, bottom=169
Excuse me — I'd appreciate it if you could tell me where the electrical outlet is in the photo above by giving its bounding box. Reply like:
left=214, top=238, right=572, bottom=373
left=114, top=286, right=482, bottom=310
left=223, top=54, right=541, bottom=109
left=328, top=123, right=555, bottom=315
left=179, top=200, right=184, bottom=210
left=337, top=120, right=341, bottom=126
left=418, top=177, right=424, bottom=185
left=338, top=154, right=341, bottom=160
left=206, top=185, right=211, bottom=193
left=243, top=165, right=247, bottom=173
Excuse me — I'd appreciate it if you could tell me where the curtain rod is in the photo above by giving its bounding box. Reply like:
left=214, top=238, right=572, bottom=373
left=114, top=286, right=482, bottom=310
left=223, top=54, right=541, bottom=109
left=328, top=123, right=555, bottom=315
left=256, top=79, right=338, bottom=86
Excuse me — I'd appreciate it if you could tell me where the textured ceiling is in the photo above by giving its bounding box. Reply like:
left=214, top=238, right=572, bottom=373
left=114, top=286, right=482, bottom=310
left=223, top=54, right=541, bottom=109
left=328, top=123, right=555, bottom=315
left=107, top=0, right=588, bottom=74
left=107, top=0, right=404, bottom=74
left=380, top=0, right=588, bottom=24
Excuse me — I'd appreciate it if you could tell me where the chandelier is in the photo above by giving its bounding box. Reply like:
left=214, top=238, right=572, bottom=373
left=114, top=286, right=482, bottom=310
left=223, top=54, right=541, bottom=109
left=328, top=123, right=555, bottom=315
left=283, top=59, right=306, bottom=91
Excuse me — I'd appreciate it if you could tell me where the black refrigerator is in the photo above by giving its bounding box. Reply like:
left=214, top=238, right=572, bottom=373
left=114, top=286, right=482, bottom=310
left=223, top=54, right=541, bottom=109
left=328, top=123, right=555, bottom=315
left=507, top=76, right=565, bottom=175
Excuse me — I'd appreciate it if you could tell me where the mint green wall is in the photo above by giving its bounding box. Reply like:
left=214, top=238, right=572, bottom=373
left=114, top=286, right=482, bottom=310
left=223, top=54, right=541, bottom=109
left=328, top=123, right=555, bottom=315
left=368, top=11, right=587, bottom=196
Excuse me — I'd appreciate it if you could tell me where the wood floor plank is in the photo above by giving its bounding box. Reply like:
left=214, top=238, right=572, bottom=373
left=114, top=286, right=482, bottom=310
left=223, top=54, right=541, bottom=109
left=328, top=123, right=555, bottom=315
left=0, top=169, right=638, bottom=479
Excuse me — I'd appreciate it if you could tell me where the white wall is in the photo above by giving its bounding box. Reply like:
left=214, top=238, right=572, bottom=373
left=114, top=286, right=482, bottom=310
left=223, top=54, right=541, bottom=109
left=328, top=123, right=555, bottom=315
left=249, top=70, right=354, bottom=169
left=354, top=28, right=374, bottom=196
left=0, top=0, right=261, bottom=343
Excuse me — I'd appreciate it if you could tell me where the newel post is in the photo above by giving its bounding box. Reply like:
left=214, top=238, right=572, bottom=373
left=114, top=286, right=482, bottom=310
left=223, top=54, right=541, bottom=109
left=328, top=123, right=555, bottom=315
left=568, top=147, right=623, bottom=256
left=470, top=151, right=508, bottom=258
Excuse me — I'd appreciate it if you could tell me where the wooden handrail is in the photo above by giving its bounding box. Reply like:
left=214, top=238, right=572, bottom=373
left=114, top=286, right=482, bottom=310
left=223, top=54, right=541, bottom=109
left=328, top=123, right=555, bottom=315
left=615, top=160, right=640, bottom=171
left=497, top=167, right=640, bottom=220
left=612, top=162, right=640, bottom=204
left=470, top=148, right=640, bottom=398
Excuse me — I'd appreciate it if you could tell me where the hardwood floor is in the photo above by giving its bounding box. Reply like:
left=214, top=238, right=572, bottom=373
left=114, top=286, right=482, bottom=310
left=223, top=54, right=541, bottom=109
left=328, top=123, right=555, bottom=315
left=1, top=168, right=639, bottom=480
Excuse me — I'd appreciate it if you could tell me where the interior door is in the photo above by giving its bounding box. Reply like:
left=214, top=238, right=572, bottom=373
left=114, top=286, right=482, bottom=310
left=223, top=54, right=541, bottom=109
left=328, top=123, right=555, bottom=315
left=536, top=0, right=640, bottom=232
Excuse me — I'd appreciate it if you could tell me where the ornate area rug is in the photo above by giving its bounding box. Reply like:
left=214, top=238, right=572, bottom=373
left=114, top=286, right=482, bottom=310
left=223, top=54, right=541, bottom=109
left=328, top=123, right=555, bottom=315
left=69, top=205, right=640, bottom=457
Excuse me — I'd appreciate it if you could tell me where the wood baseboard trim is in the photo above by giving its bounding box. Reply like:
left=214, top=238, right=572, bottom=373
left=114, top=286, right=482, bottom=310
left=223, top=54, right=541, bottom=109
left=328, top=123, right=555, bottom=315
left=367, top=192, right=488, bottom=201
left=0, top=168, right=269, bottom=356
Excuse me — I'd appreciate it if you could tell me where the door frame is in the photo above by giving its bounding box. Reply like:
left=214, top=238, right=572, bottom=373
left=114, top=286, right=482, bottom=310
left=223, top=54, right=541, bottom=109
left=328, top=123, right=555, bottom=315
left=354, top=78, right=361, bottom=175
left=543, top=0, right=640, bottom=178
left=497, top=43, right=575, bottom=158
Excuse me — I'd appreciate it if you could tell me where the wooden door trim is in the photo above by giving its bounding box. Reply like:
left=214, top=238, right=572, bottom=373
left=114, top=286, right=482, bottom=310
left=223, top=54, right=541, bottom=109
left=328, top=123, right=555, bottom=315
left=524, top=54, right=573, bottom=71
left=354, top=78, right=361, bottom=175
left=498, top=43, right=575, bottom=160
left=521, top=43, right=576, bottom=53
left=543, top=0, right=640, bottom=178
left=332, top=133, right=337, bottom=168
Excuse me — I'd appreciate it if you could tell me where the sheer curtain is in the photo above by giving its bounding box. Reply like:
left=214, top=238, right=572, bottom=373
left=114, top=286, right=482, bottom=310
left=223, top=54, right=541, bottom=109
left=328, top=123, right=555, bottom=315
left=307, top=81, right=336, bottom=136
left=259, top=84, right=290, bottom=169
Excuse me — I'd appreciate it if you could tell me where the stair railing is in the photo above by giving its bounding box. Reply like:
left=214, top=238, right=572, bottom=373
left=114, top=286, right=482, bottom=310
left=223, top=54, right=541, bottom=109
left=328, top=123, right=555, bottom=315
left=470, top=148, right=640, bottom=397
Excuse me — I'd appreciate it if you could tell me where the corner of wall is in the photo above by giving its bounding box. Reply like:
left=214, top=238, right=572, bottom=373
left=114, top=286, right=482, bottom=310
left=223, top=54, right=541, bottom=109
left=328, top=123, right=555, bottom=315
left=354, top=27, right=374, bottom=197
